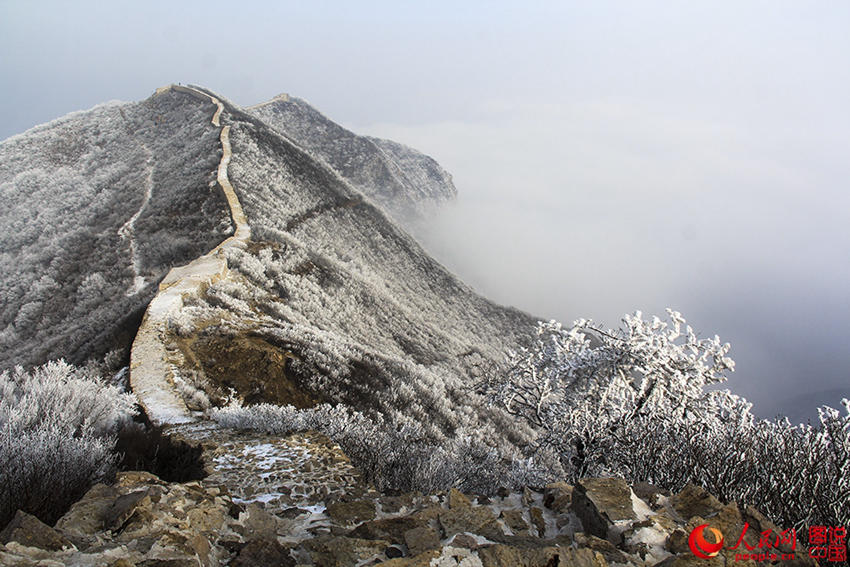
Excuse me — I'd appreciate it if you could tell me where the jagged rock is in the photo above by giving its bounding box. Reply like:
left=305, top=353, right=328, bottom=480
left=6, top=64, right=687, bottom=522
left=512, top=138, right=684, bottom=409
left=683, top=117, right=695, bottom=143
left=103, top=490, right=151, bottom=530
left=0, top=511, right=73, bottom=551
left=448, top=488, right=472, bottom=509
left=571, top=478, right=637, bottom=542
left=326, top=499, right=377, bottom=526
left=632, top=482, right=669, bottom=510
left=478, top=544, right=607, bottom=567
left=231, top=539, right=294, bottom=567
left=404, top=526, right=441, bottom=555
left=349, top=515, right=424, bottom=544
left=302, top=535, right=389, bottom=566
left=499, top=509, right=529, bottom=535
left=386, top=544, right=404, bottom=558
left=529, top=507, right=546, bottom=537
left=670, top=484, right=724, bottom=521
left=574, top=532, right=629, bottom=564
left=55, top=483, right=121, bottom=539
left=439, top=504, right=503, bottom=540
left=542, top=483, right=573, bottom=514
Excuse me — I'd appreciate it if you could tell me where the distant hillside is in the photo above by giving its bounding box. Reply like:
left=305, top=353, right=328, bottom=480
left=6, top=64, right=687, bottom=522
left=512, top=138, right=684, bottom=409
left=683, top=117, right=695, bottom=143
left=0, top=90, right=232, bottom=368
left=0, top=85, right=536, bottom=444
left=247, top=94, right=456, bottom=222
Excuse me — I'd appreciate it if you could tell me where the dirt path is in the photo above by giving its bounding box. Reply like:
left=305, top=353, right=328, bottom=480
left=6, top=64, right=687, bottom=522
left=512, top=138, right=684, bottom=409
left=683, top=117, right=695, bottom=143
left=118, top=146, right=155, bottom=296
left=129, top=86, right=251, bottom=426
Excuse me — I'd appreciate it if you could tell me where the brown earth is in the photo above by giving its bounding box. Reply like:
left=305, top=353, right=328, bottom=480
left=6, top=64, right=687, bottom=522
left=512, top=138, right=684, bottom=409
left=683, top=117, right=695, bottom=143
left=176, top=331, right=318, bottom=408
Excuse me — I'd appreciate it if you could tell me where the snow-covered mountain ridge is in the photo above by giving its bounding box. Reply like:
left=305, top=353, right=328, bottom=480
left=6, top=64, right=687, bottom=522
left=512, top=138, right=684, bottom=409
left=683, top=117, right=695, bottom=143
left=0, top=84, right=536, bottom=443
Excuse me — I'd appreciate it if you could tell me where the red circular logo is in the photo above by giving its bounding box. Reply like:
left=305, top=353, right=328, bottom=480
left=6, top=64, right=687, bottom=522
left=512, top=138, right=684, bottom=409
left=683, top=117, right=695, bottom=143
left=689, top=524, right=724, bottom=559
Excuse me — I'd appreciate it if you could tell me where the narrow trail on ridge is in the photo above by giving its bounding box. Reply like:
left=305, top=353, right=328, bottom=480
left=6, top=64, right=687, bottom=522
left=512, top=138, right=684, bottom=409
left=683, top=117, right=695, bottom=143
left=118, top=146, right=155, bottom=296
left=129, top=85, right=251, bottom=427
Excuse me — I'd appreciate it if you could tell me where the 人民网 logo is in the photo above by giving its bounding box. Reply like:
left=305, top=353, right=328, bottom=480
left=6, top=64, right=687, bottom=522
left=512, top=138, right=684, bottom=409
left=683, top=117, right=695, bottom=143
left=689, top=524, right=724, bottom=559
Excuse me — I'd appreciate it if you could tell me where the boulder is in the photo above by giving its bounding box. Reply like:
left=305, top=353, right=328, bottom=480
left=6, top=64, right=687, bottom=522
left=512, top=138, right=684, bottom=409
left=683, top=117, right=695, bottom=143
left=478, top=544, right=607, bottom=567
left=231, top=539, right=295, bottom=567
left=55, top=483, right=120, bottom=538
left=0, top=511, right=74, bottom=551
left=326, top=499, right=377, bottom=526
left=349, top=515, right=424, bottom=545
left=403, top=526, right=441, bottom=555
left=669, top=484, right=723, bottom=521
left=303, top=535, right=389, bottom=566
left=571, top=478, right=636, bottom=541
left=542, top=483, right=573, bottom=514
left=529, top=507, right=546, bottom=537
left=499, top=509, right=529, bottom=535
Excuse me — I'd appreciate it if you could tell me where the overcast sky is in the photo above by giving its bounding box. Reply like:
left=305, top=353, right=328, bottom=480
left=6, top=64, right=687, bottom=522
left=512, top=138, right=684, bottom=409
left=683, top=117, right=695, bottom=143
left=2, top=1, right=848, bottom=421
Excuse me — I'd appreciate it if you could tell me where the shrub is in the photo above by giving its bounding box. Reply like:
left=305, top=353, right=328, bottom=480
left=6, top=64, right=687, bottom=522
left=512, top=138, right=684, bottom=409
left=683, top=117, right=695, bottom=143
left=480, top=311, right=850, bottom=531
left=211, top=401, right=552, bottom=495
left=0, top=360, right=136, bottom=528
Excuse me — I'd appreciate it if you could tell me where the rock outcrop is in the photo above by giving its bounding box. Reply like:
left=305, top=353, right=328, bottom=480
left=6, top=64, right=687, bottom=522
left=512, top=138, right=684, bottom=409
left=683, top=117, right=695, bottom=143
left=0, top=430, right=817, bottom=567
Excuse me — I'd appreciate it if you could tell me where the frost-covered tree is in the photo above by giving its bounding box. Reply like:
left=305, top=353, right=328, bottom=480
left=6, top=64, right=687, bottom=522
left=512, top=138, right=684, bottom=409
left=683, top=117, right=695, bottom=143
left=482, top=310, right=849, bottom=532
left=479, top=310, right=736, bottom=471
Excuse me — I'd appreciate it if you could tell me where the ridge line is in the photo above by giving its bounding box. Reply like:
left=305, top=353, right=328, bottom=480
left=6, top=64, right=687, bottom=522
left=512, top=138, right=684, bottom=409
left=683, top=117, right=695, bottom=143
left=129, top=86, right=251, bottom=426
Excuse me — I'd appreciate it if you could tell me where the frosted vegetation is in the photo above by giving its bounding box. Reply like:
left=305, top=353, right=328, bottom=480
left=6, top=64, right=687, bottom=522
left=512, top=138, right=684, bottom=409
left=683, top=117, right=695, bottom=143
left=248, top=96, right=456, bottom=222
left=0, top=360, right=136, bottom=527
left=0, top=90, right=232, bottom=369
left=164, top=104, right=538, bottom=445
left=2, top=87, right=845, bottom=540
left=216, top=311, right=848, bottom=535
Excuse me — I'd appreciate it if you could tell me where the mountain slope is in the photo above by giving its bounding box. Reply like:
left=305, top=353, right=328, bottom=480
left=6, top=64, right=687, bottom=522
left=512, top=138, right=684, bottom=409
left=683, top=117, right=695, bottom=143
left=0, top=90, right=233, bottom=368
left=247, top=94, right=456, bottom=221
left=0, top=85, right=537, bottom=444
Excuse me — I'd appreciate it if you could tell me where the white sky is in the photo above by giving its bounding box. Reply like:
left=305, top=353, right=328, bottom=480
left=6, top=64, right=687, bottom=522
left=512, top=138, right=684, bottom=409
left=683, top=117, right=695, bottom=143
left=1, top=0, right=848, bottom=419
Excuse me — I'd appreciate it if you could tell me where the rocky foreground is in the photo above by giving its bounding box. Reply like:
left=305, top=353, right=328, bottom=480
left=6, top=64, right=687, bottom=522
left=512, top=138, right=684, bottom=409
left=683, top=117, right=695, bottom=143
left=0, top=426, right=816, bottom=567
